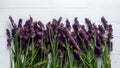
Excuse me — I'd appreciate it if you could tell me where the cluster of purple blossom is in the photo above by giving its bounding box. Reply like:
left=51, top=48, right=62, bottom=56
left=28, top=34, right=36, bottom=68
left=6, top=16, right=113, bottom=59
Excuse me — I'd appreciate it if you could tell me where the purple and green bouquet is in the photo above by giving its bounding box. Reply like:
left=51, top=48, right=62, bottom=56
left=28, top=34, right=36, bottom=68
left=6, top=16, right=113, bottom=68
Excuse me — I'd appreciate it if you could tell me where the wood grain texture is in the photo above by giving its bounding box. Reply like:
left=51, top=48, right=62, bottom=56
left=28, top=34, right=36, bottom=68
left=0, top=0, right=120, bottom=68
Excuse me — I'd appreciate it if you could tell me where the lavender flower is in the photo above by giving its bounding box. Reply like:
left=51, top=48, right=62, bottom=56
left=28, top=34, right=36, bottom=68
left=58, top=49, right=63, bottom=58
left=94, top=45, right=102, bottom=57
left=38, top=21, right=44, bottom=29
left=57, top=17, right=62, bottom=25
left=73, top=49, right=80, bottom=60
left=38, top=39, right=43, bottom=47
left=98, top=25, right=105, bottom=34
left=6, top=16, right=113, bottom=66
left=18, top=28, right=24, bottom=38
left=66, top=18, right=71, bottom=31
left=30, top=25, right=35, bottom=38
left=68, top=36, right=78, bottom=49
left=30, top=16, right=33, bottom=22
left=9, top=16, right=14, bottom=25
left=33, top=21, right=39, bottom=31
left=57, top=40, right=65, bottom=49
left=107, top=24, right=113, bottom=39
left=73, top=18, right=80, bottom=32
left=7, top=38, right=12, bottom=46
left=107, top=38, right=113, bottom=51
left=18, top=18, right=22, bottom=28
left=6, top=29, right=12, bottom=46
left=74, top=17, right=79, bottom=24
left=6, top=29, right=10, bottom=38
left=36, top=32, right=43, bottom=39
left=101, top=17, right=108, bottom=30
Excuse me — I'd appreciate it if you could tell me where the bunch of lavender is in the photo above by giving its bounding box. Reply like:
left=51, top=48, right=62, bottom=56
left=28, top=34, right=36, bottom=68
left=6, top=16, right=113, bottom=68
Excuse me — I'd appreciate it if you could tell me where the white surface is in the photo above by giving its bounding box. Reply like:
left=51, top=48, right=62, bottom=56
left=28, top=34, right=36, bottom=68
left=0, top=0, right=120, bottom=68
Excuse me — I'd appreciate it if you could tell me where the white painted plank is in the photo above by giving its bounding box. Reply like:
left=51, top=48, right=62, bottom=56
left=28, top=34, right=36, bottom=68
left=0, top=8, right=120, bottom=21
left=0, top=0, right=120, bottom=9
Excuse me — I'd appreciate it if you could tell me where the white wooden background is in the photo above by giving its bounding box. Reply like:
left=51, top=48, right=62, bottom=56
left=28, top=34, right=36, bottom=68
left=0, top=0, right=120, bottom=68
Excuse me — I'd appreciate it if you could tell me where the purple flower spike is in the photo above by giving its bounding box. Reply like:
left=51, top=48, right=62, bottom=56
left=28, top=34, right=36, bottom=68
left=101, top=17, right=108, bottom=29
left=85, top=18, right=91, bottom=25
left=18, top=18, right=22, bottom=28
left=66, top=18, right=71, bottom=31
left=30, top=16, right=33, bottom=22
left=18, top=28, right=24, bottom=38
left=107, top=38, right=113, bottom=51
left=108, top=24, right=113, bottom=32
left=73, top=49, right=80, bottom=60
left=30, top=25, right=35, bottom=38
left=68, top=36, right=78, bottom=49
left=73, top=17, right=81, bottom=32
left=7, top=38, right=12, bottom=46
left=95, top=45, right=102, bottom=57
left=72, top=23, right=80, bottom=32
left=38, top=39, right=43, bottom=47
left=6, top=29, right=10, bottom=38
left=58, top=49, right=63, bottom=58
left=38, top=21, right=44, bottom=29
left=98, top=33, right=105, bottom=44
left=57, top=17, right=62, bottom=25
left=12, top=27, right=18, bottom=37
left=36, top=32, right=43, bottom=39
left=46, top=22, right=52, bottom=31
left=74, top=17, right=79, bottom=24
left=98, top=25, right=105, bottom=34
left=81, top=25, right=86, bottom=32
left=9, top=16, right=14, bottom=24
left=57, top=40, right=65, bottom=49
left=108, top=24, right=113, bottom=39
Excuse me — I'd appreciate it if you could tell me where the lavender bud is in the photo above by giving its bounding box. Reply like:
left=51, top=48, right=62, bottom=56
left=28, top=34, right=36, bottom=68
left=93, top=23, right=98, bottom=33
left=66, top=18, right=71, bottom=31
left=36, top=32, right=43, bottom=39
left=73, top=18, right=80, bottom=32
left=57, top=17, right=62, bottom=25
left=85, top=18, right=93, bottom=31
left=33, top=21, right=39, bottom=31
left=68, top=36, right=78, bottom=49
left=108, top=24, right=113, bottom=39
left=18, top=28, right=24, bottom=38
left=72, top=23, right=80, bottom=32
left=46, top=22, right=52, bottom=31
left=30, top=25, right=35, bottom=38
left=57, top=40, right=65, bottom=49
left=9, top=16, right=14, bottom=24
left=94, top=45, right=102, bottom=57
left=107, top=38, right=113, bottom=51
left=30, top=16, right=33, bottom=22
left=81, top=25, right=86, bottom=32
left=98, top=25, right=105, bottom=34
left=12, top=28, right=17, bottom=36
left=38, top=39, right=43, bottom=47
left=74, top=17, right=79, bottom=24
left=98, top=33, right=105, bottom=44
left=73, top=49, right=80, bottom=60
left=7, top=38, right=12, bottom=46
left=80, top=30, right=88, bottom=39
left=38, top=21, right=44, bottom=29
left=58, top=49, right=63, bottom=58
left=101, top=17, right=108, bottom=29
left=6, top=29, right=10, bottom=38
left=96, top=36, right=102, bottom=46
left=18, top=18, right=22, bottom=28
left=108, top=24, right=113, bottom=32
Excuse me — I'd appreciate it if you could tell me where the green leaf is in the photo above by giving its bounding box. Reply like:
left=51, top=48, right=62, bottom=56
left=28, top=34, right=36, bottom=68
left=33, top=61, right=47, bottom=67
